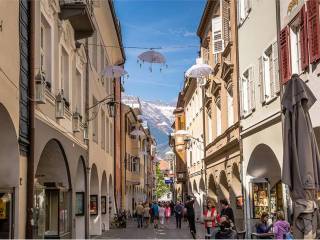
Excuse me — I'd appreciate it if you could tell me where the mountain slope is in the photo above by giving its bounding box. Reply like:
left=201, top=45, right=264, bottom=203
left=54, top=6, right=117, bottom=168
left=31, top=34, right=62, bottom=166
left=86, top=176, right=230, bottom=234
left=122, top=95, right=175, bottom=158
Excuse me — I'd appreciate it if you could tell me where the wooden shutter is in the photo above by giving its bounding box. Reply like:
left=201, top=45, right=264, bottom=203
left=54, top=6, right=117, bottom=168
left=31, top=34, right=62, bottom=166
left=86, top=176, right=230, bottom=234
left=258, top=56, right=266, bottom=103
left=279, top=26, right=291, bottom=84
left=212, top=17, right=224, bottom=54
left=239, top=77, right=244, bottom=118
left=223, top=0, right=230, bottom=45
left=272, top=41, right=281, bottom=94
left=307, top=0, right=320, bottom=63
left=300, top=5, right=309, bottom=70
left=249, top=67, right=255, bottom=111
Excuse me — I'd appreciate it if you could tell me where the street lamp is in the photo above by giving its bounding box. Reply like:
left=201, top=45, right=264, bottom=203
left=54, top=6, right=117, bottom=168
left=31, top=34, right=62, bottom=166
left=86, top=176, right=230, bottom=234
left=55, top=90, right=65, bottom=119
left=35, top=70, right=46, bottom=104
left=106, top=100, right=116, bottom=118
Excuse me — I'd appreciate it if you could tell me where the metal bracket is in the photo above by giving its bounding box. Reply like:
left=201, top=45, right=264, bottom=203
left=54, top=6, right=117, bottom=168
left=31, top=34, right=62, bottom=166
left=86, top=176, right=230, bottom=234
left=0, top=20, right=2, bottom=32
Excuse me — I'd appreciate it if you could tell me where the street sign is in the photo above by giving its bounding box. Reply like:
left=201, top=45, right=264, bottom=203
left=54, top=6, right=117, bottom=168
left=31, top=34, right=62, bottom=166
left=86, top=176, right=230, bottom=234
left=164, top=179, right=173, bottom=184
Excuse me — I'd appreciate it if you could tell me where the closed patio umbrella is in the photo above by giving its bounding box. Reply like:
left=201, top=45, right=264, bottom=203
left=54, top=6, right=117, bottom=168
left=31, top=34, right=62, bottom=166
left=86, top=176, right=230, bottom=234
left=282, top=74, right=320, bottom=239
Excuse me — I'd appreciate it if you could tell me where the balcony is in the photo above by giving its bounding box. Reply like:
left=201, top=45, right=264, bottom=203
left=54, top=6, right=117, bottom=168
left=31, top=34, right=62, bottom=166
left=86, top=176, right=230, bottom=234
left=126, top=170, right=140, bottom=185
left=59, top=0, right=95, bottom=40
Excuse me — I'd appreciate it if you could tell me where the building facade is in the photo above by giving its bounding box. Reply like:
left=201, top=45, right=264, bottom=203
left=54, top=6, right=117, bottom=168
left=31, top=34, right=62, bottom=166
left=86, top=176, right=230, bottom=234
left=170, top=93, right=188, bottom=202
left=181, top=76, right=206, bottom=221
left=238, top=0, right=287, bottom=235
left=121, top=101, right=155, bottom=214
left=0, top=1, right=29, bottom=238
left=26, top=0, right=124, bottom=238
left=278, top=0, right=320, bottom=157
left=197, top=0, right=243, bottom=230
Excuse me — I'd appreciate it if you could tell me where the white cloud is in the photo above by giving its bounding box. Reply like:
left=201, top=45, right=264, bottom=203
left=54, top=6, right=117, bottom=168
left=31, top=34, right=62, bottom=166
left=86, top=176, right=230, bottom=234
left=183, top=31, right=196, bottom=37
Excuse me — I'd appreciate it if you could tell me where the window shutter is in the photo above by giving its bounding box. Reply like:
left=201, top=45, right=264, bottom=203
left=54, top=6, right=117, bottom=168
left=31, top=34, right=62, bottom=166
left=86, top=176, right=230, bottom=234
left=258, top=56, right=266, bottom=103
left=245, top=0, right=252, bottom=14
left=272, top=41, right=280, bottom=94
left=223, top=0, right=230, bottom=45
left=300, top=5, right=309, bottom=70
left=239, top=77, right=244, bottom=118
left=212, top=17, right=224, bottom=54
left=307, top=0, right=320, bottom=63
left=279, top=26, right=291, bottom=84
left=249, top=67, right=255, bottom=111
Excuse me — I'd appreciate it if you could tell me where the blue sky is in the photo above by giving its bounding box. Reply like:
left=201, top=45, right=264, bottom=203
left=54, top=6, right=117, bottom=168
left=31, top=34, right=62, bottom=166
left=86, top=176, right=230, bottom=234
left=114, top=0, right=206, bottom=103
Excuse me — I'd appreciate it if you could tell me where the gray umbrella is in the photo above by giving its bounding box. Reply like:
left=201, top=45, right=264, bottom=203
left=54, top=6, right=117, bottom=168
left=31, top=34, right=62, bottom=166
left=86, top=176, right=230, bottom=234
left=282, top=74, right=320, bottom=238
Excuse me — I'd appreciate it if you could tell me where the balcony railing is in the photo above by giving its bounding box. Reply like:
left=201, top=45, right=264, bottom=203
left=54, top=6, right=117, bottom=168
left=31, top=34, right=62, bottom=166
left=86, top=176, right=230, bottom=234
left=59, top=0, right=95, bottom=40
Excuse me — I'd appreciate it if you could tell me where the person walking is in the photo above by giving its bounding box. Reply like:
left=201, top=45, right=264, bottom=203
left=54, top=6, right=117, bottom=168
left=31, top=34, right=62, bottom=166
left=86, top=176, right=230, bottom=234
left=136, top=202, right=144, bottom=228
left=219, top=199, right=235, bottom=226
left=159, top=203, right=165, bottom=227
left=165, top=203, right=171, bottom=224
left=151, top=201, right=159, bottom=229
left=273, top=211, right=291, bottom=240
left=174, top=201, right=183, bottom=229
left=144, top=203, right=151, bottom=228
left=203, top=200, right=220, bottom=239
left=185, top=195, right=197, bottom=239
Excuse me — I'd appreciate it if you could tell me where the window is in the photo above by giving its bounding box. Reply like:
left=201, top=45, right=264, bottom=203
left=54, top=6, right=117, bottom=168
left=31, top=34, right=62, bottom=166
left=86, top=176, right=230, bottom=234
left=92, top=97, right=98, bottom=143
left=206, top=108, right=213, bottom=143
left=290, top=24, right=301, bottom=75
left=212, top=16, right=224, bottom=54
left=92, top=32, right=98, bottom=70
left=227, top=87, right=234, bottom=127
left=240, top=67, right=255, bottom=116
left=40, top=14, right=52, bottom=85
left=100, top=45, right=105, bottom=85
left=106, top=118, right=110, bottom=153
left=189, top=150, right=192, bottom=166
left=61, top=47, right=69, bottom=102
left=73, top=69, right=82, bottom=115
left=216, top=97, right=222, bottom=136
left=238, top=0, right=251, bottom=24
left=214, top=53, right=219, bottom=65
left=259, top=43, right=280, bottom=103
left=101, top=110, right=105, bottom=149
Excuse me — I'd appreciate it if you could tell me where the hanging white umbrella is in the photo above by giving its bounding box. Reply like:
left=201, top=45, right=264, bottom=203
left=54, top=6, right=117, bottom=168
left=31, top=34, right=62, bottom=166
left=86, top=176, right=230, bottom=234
left=130, top=129, right=145, bottom=137
left=101, top=65, right=128, bottom=78
left=185, top=63, right=212, bottom=78
left=138, top=50, right=166, bottom=64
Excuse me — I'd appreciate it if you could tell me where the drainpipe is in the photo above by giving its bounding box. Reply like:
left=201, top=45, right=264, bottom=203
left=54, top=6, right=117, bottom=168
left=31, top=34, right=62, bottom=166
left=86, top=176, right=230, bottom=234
left=26, top=0, right=35, bottom=238
left=84, top=38, right=90, bottom=239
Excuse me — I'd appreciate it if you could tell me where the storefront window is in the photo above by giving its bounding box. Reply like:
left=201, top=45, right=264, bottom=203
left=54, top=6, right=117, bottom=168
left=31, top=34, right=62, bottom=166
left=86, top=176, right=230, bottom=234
left=252, top=182, right=269, bottom=218
left=251, top=181, right=284, bottom=219
left=0, top=192, right=12, bottom=239
left=59, top=191, right=70, bottom=235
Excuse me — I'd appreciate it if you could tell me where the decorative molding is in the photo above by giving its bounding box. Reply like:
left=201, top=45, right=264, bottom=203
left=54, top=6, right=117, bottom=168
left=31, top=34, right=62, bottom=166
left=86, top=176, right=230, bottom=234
left=220, top=60, right=234, bottom=82
left=60, top=21, right=76, bottom=51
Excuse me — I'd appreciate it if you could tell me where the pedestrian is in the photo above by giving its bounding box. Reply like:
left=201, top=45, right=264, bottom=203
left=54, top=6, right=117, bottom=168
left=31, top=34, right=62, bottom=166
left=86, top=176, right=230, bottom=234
left=170, top=201, right=175, bottom=216
left=174, top=201, right=183, bottom=229
left=219, top=199, right=235, bottom=226
left=144, top=203, right=151, bottom=228
left=256, top=212, right=273, bottom=238
left=135, top=202, right=144, bottom=228
left=214, top=215, right=237, bottom=239
left=203, top=200, right=220, bottom=239
left=159, top=203, right=165, bottom=227
left=151, top=201, right=159, bottom=229
left=185, top=195, right=197, bottom=239
left=165, top=203, right=171, bottom=224
left=273, top=211, right=291, bottom=240
left=149, top=203, right=154, bottom=224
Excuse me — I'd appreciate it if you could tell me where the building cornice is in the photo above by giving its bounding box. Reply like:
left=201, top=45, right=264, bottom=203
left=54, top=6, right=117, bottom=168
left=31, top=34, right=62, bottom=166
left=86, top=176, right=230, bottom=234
left=197, top=0, right=218, bottom=41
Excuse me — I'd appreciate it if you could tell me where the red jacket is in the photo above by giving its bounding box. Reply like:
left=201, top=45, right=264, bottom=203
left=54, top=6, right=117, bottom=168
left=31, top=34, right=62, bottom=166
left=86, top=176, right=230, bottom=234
left=203, top=208, right=220, bottom=228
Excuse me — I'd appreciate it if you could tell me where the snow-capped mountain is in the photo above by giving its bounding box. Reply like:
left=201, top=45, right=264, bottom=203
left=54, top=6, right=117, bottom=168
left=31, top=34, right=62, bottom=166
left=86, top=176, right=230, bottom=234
left=122, top=95, right=176, bottom=157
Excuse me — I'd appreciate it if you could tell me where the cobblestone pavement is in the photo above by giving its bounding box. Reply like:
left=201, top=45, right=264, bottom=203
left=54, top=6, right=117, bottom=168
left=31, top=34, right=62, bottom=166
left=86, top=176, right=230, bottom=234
left=98, top=217, right=205, bottom=239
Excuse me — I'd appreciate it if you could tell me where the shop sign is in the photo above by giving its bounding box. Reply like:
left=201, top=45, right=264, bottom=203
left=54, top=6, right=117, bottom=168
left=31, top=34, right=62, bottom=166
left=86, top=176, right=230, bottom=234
left=90, top=195, right=98, bottom=215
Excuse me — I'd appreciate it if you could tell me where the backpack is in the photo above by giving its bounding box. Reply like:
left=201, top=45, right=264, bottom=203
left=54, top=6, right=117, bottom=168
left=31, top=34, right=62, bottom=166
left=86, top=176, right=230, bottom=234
left=284, top=232, right=294, bottom=240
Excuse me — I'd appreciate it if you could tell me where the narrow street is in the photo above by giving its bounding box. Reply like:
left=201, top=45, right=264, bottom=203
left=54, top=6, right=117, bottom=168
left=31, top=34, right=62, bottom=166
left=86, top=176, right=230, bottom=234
left=99, top=218, right=205, bottom=239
